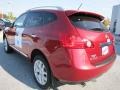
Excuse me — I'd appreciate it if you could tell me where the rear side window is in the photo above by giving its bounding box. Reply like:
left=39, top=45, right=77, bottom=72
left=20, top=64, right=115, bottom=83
left=25, top=12, right=44, bottom=27
left=43, top=12, right=57, bottom=25
left=25, top=11, right=57, bottom=27
left=69, top=15, right=107, bottom=31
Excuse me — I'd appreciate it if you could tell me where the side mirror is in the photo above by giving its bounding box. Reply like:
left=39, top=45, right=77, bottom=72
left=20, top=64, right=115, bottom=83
left=4, top=27, right=9, bottom=31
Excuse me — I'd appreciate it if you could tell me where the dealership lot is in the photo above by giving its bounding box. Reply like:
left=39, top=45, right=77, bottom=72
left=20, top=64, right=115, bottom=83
left=0, top=31, right=120, bottom=90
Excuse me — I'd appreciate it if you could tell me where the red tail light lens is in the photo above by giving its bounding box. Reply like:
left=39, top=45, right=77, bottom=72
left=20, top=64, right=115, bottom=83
left=60, top=35, right=94, bottom=49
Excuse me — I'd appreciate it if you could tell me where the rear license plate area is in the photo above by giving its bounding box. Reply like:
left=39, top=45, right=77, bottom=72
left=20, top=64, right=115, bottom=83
left=102, top=46, right=109, bottom=55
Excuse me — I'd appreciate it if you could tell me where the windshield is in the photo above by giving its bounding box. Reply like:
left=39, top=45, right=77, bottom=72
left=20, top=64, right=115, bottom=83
left=69, top=15, right=107, bottom=31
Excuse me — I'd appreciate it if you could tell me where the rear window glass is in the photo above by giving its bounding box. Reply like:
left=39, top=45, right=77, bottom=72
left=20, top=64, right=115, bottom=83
left=69, top=15, right=107, bottom=31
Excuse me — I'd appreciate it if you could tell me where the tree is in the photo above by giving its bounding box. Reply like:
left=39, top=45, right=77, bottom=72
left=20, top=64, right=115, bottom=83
left=6, top=12, right=16, bottom=20
left=103, top=18, right=111, bottom=28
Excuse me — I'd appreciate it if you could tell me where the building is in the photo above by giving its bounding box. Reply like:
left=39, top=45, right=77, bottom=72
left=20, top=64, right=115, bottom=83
left=110, top=4, right=120, bottom=34
left=110, top=4, right=120, bottom=44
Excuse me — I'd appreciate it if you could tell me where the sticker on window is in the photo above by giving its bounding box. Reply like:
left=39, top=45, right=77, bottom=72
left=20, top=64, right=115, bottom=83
left=15, top=28, right=24, bottom=48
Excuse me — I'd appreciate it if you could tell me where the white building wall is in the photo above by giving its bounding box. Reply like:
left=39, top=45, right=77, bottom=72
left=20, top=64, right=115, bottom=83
left=110, top=5, right=120, bottom=34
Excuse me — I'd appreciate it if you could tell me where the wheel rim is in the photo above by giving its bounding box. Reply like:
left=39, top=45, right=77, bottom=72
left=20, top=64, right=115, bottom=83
left=34, top=59, right=47, bottom=85
left=3, top=38, right=8, bottom=51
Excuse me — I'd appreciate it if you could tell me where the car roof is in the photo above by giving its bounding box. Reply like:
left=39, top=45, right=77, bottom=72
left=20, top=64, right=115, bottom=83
left=28, top=6, right=64, bottom=13
left=27, top=8, right=104, bottom=21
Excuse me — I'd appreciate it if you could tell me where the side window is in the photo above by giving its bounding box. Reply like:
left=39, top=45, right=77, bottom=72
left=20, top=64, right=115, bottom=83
left=14, top=13, right=27, bottom=27
left=25, top=12, right=44, bottom=27
left=43, top=12, right=57, bottom=25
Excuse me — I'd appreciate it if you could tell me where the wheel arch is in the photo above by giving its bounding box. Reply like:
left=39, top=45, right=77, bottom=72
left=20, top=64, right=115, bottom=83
left=31, top=49, right=53, bottom=74
left=31, top=49, right=50, bottom=66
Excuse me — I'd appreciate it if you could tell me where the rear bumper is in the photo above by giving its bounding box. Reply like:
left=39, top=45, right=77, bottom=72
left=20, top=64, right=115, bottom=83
left=50, top=48, right=116, bottom=82
left=69, top=56, right=116, bottom=82
left=49, top=45, right=116, bottom=83
left=60, top=54, right=116, bottom=83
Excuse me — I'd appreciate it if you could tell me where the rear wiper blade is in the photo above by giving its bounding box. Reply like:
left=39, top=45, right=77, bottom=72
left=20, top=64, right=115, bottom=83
left=91, top=28, right=105, bottom=31
left=91, top=28, right=103, bottom=30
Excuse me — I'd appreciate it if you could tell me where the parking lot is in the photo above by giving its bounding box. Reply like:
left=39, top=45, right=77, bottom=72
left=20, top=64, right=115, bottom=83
left=0, top=31, right=120, bottom=90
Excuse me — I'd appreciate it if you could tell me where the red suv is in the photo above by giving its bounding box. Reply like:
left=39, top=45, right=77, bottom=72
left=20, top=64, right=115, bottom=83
left=3, top=7, right=116, bottom=89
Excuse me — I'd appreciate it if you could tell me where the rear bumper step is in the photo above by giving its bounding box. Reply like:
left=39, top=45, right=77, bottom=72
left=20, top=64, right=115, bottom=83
left=94, top=55, right=116, bottom=67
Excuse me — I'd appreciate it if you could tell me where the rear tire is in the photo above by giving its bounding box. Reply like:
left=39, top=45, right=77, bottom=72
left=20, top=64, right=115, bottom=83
left=3, top=37, right=13, bottom=53
left=33, top=55, right=52, bottom=89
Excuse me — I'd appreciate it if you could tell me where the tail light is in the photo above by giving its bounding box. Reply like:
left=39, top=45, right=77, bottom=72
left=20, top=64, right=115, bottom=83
left=60, top=35, right=94, bottom=49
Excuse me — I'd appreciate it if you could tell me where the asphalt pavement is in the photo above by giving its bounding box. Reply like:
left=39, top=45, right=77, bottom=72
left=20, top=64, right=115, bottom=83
left=0, top=31, right=120, bottom=90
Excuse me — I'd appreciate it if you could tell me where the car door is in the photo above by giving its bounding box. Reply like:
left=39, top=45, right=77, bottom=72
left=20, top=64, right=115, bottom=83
left=6, top=13, right=27, bottom=51
left=21, top=11, right=44, bottom=55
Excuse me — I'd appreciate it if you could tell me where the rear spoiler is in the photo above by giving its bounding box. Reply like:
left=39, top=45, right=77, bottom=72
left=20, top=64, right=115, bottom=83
left=65, top=10, right=104, bottom=21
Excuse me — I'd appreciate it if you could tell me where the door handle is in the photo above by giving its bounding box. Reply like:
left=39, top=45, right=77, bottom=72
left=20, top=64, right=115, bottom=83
left=31, top=34, right=37, bottom=38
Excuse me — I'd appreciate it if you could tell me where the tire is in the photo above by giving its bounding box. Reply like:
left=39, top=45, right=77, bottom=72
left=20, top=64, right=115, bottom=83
left=33, top=55, right=52, bottom=89
left=3, top=37, right=13, bottom=53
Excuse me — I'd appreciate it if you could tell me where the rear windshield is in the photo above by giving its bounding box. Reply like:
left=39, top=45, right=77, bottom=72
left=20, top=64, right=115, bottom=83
left=69, top=15, right=107, bottom=31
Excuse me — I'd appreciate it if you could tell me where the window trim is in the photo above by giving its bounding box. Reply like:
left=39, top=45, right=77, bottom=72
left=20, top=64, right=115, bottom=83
left=13, top=13, right=28, bottom=28
left=24, top=11, right=57, bottom=28
left=43, top=11, right=57, bottom=25
left=24, top=11, right=44, bottom=27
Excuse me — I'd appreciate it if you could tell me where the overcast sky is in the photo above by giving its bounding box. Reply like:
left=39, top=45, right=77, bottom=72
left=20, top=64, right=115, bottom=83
left=0, top=0, right=119, bottom=18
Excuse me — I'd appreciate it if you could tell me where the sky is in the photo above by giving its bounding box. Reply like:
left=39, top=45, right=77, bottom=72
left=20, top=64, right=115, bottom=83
left=0, top=0, right=119, bottom=18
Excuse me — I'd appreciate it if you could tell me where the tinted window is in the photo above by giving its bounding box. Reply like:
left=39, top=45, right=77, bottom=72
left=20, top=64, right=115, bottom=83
left=14, top=13, right=27, bottom=27
left=25, top=12, right=44, bottom=27
left=25, top=11, right=57, bottom=27
left=69, top=15, right=107, bottom=31
left=43, top=12, right=57, bottom=25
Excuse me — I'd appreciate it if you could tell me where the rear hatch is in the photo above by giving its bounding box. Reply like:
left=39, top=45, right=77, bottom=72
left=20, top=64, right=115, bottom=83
left=68, top=11, right=115, bottom=65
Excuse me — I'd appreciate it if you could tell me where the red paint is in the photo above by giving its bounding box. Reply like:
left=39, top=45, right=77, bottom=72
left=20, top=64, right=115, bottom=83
left=4, top=9, right=116, bottom=83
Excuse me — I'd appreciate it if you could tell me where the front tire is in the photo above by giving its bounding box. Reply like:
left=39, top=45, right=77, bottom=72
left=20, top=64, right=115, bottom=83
left=3, top=37, right=12, bottom=53
left=33, top=55, right=52, bottom=89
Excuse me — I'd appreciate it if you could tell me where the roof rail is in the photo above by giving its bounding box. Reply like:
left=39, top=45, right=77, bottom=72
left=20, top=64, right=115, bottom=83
left=28, top=6, right=64, bottom=11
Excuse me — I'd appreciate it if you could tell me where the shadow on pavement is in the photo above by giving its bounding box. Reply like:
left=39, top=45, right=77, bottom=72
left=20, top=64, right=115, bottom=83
left=0, top=42, right=41, bottom=90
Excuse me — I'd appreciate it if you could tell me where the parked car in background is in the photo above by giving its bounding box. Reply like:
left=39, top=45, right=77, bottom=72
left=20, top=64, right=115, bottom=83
left=0, top=19, right=5, bottom=30
left=0, top=18, right=11, bottom=31
left=3, top=7, right=116, bottom=89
